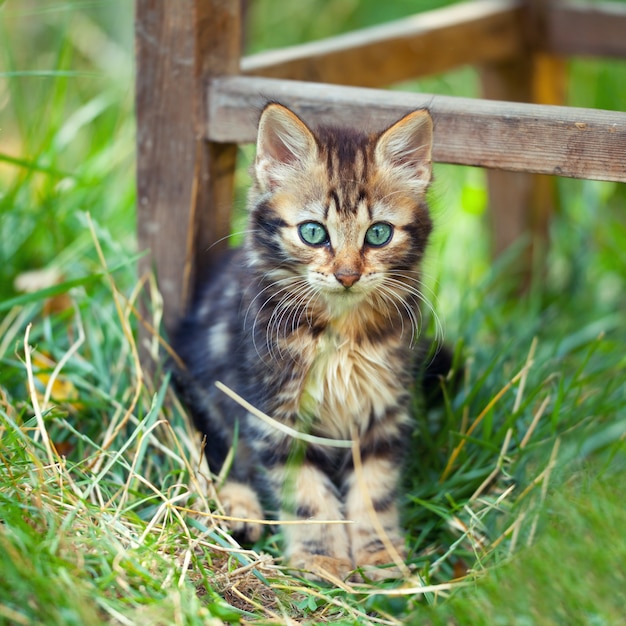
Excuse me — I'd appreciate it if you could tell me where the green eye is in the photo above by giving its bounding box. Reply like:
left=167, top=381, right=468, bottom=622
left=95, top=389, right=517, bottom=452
left=365, top=222, right=393, bottom=247
left=298, top=221, right=329, bottom=246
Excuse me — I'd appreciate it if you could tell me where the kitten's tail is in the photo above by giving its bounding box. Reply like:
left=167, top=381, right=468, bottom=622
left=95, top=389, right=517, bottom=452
left=415, top=340, right=459, bottom=406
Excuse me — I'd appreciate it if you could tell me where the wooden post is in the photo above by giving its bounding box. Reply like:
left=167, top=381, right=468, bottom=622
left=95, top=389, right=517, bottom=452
left=480, top=0, right=566, bottom=263
left=135, top=1, right=241, bottom=341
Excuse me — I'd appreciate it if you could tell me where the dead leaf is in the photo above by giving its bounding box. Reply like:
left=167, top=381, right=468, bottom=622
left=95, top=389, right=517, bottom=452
left=31, top=351, right=79, bottom=405
left=14, top=267, right=73, bottom=315
left=14, top=267, right=62, bottom=292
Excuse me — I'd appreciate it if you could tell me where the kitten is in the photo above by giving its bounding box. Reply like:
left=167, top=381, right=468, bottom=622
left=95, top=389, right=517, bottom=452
left=173, top=102, right=439, bottom=581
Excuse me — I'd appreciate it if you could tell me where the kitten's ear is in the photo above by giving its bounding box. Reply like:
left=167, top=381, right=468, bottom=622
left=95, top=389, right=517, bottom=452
left=374, top=109, right=433, bottom=190
left=255, top=103, right=318, bottom=192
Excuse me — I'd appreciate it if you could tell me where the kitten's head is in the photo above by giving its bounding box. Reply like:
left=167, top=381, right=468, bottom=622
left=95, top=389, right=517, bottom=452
left=247, top=103, right=433, bottom=317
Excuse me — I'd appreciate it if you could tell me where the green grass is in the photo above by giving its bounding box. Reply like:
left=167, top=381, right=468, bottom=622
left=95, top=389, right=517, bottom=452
left=2, top=1, right=626, bottom=625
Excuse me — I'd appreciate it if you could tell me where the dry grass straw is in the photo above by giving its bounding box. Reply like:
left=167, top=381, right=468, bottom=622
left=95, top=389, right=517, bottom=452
left=441, top=338, right=538, bottom=482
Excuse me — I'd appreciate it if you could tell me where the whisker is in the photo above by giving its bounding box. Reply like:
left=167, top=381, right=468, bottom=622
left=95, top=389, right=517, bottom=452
left=378, top=284, right=421, bottom=346
left=248, top=277, right=306, bottom=361
left=269, top=282, right=311, bottom=358
left=372, top=285, right=406, bottom=339
left=375, top=271, right=445, bottom=349
left=260, top=277, right=316, bottom=361
left=294, top=285, right=322, bottom=335
left=266, top=289, right=304, bottom=360
left=385, top=275, right=445, bottom=347
left=206, top=229, right=255, bottom=251
left=244, top=275, right=301, bottom=327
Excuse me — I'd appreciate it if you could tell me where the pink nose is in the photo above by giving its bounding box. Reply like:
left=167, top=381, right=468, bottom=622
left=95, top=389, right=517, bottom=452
left=334, top=271, right=361, bottom=288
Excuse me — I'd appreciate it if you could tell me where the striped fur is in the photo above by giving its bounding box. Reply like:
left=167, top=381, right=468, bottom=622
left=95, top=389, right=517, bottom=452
left=173, top=103, right=435, bottom=581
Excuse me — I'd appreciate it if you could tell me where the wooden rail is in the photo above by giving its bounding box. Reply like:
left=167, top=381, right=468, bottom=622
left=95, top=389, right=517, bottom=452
left=242, top=0, right=524, bottom=87
left=208, top=76, right=626, bottom=183
left=546, top=2, right=626, bottom=58
left=241, top=0, right=626, bottom=87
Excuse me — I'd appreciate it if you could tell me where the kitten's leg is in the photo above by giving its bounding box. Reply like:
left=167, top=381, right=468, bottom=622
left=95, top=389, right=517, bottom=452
left=271, top=462, right=352, bottom=581
left=344, top=448, right=408, bottom=581
left=218, top=480, right=264, bottom=543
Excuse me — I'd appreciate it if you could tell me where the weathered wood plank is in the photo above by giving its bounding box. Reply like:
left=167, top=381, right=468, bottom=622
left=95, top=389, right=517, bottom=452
left=241, top=0, right=523, bottom=87
left=207, top=76, right=626, bottom=183
left=135, top=0, right=240, bottom=333
left=480, top=52, right=537, bottom=258
left=548, top=2, right=626, bottom=58
left=480, top=0, right=567, bottom=257
left=483, top=54, right=566, bottom=256
left=135, top=1, right=195, bottom=334
left=241, top=1, right=626, bottom=89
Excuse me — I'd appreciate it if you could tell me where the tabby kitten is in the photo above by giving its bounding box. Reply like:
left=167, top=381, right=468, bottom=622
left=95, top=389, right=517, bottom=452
left=173, top=103, right=436, bottom=581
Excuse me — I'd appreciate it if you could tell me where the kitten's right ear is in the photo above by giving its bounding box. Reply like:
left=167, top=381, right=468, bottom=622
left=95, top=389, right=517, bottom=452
left=255, top=103, right=318, bottom=192
left=375, top=109, right=433, bottom=192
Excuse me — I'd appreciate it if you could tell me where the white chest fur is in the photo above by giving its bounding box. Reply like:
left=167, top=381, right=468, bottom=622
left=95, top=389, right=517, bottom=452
left=299, top=328, right=401, bottom=440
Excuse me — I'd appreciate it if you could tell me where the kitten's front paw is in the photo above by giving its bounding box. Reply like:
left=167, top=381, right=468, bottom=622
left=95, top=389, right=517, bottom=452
left=357, top=555, right=406, bottom=582
left=353, top=543, right=408, bottom=581
left=218, top=481, right=264, bottom=543
left=288, top=551, right=353, bottom=583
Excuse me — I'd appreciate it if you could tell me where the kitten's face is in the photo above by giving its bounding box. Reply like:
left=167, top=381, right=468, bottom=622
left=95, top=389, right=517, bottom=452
left=248, top=104, right=433, bottom=317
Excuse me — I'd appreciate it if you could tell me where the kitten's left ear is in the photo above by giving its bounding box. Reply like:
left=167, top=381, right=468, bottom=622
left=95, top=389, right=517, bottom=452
left=374, top=109, right=433, bottom=190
